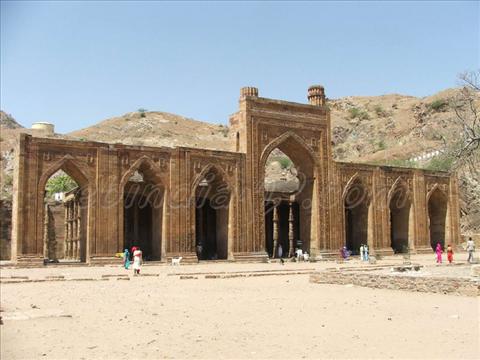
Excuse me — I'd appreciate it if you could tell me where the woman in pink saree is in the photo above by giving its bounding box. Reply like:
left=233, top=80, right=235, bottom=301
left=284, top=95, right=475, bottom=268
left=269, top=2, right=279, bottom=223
left=435, top=243, right=443, bottom=264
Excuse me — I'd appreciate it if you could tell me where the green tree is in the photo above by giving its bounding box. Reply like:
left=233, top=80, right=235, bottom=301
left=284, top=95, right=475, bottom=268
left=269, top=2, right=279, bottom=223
left=46, top=174, right=78, bottom=197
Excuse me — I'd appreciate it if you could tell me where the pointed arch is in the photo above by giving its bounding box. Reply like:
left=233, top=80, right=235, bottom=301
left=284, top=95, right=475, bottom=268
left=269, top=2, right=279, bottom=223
left=388, top=177, right=413, bottom=253
left=427, top=185, right=449, bottom=250
left=38, top=155, right=89, bottom=192
left=387, top=176, right=411, bottom=204
left=259, top=131, right=320, bottom=258
left=427, top=183, right=448, bottom=202
left=119, top=156, right=164, bottom=191
left=37, top=155, right=91, bottom=263
left=342, top=172, right=373, bottom=254
left=191, top=163, right=231, bottom=194
left=191, top=163, right=232, bottom=261
left=260, top=131, right=318, bottom=170
left=119, top=156, right=166, bottom=262
left=342, top=173, right=371, bottom=205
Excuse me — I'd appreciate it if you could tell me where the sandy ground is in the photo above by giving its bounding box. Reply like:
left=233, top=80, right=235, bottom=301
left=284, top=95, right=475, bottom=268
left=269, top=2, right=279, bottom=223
left=1, top=258, right=479, bottom=359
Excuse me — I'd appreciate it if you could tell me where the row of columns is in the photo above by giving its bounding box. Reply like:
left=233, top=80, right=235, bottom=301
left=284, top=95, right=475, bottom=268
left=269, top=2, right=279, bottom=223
left=64, top=196, right=81, bottom=261
left=271, top=199, right=296, bottom=258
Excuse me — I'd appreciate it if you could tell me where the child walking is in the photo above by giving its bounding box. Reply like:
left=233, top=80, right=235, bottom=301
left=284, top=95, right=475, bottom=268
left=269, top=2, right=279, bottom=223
left=447, top=244, right=454, bottom=264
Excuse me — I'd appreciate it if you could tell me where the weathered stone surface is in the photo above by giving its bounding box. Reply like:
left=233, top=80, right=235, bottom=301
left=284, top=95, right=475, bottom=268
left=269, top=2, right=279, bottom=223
left=310, top=271, right=479, bottom=297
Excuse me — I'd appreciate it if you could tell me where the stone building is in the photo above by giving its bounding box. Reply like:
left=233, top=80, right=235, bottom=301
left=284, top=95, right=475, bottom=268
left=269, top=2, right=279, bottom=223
left=10, top=86, right=461, bottom=264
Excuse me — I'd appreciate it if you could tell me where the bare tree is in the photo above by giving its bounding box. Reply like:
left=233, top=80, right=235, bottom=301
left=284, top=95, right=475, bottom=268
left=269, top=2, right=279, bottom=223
left=450, top=70, right=480, bottom=175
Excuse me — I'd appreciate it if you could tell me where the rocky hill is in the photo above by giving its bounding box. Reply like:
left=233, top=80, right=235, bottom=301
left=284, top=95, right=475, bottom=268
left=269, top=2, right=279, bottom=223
left=1, top=88, right=478, bottom=233
left=69, top=111, right=233, bottom=151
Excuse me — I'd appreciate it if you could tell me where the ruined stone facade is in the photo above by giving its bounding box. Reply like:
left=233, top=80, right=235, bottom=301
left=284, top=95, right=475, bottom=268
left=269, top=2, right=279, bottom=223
left=10, top=86, right=461, bottom=264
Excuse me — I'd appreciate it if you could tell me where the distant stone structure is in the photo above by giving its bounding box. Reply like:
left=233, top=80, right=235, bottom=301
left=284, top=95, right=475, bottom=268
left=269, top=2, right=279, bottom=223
left=10, top=86, right=461, bottom=264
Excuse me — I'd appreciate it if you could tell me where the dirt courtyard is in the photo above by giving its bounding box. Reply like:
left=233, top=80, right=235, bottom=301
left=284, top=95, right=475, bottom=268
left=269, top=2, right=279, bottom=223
left=1, top=261, right=479, bottom=359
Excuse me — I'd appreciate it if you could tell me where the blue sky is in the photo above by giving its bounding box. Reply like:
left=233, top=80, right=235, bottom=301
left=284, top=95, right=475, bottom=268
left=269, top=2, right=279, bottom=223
left=1, top=1, right=478, bottom=133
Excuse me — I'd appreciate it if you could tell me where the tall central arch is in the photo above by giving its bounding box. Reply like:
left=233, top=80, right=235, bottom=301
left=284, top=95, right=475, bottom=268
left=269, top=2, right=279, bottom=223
left=260, top=132, right=319, bottom=257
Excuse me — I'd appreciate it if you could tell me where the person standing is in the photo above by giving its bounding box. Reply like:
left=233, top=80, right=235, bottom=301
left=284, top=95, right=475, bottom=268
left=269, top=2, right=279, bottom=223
left=359, top=244, right=364, bottom=261
left=132, top=246, right=142, bottom=276
left=435, top=243, right=443, bottom=264
left=296, top=248, right=303, bottom=261
left=303, top=251, right=309, bottom=262
left=447, top=244, right=454, bottom=264
left=466, top=237, right=475, bottom=263
left=123, top=248, right=130, bottom=269
left=278, top=244, right=283, bottom=259
left=364, top=244, right=369, bottom=261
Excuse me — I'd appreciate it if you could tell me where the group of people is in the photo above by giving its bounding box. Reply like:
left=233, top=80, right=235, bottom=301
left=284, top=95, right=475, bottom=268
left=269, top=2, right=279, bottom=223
left=434, top=243, right=452, bottom=264
left=339, top=245, right=369, bottom=261
left=122, top=246, right=142, bottom=275
left=294, top=248, right=309, bottom=262
left=434, top=237, right=476, bottom=264
left=275, top=245, right=309, bottom=262
left=120, top=238, right=476, bottom=271
left=359, top=244, right=369, bottom=262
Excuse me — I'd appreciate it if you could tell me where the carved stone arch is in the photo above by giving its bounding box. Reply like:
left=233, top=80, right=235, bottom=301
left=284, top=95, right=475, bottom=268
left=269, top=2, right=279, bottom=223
left=426, top=183, right=449, bottom=250
left=387, top=176, right=411, bottom=204
left=191, top=163, right=231, bottom=194
left=388, top=176, right=414, bottom=253
left=119, top=155, right=166, bottom=262
left=259, top=131, right=320, bottom=257
left=342, top=173, right=371, bottom=204
left=426, top=183, right=448, bottom=203
left=37, top=155, right=91, bottom=263
left=191, top=162, right=233, bottom=261
left=38, top=155, right=90, bottom=192
left=259, top=131, right=318, bottom=170
left=119, top=155, right=164, bottom=190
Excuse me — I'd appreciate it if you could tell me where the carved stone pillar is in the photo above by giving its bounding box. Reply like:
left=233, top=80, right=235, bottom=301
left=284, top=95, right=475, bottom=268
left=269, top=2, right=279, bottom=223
left=69, top=202, right=74, bottom=259
left=288, top=200, right=295, bottom=257
left=76, top=200, right=81, bottom=261
left=64, top=203, right=69, bottom=260
left=43, top=203, right=49, bottom=259
left=272, top=205, right=279, bottom=258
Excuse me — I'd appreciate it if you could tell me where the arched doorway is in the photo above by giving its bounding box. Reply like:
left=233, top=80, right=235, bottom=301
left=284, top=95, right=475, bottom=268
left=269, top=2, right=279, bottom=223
left=121, top=161, right=164, bottom=261
left=261, top=134, right=317, bottom=258
left=194, top=166, right=231, bottom=260
left=344, top=178, right=370, bottom=255
left=428, top=188, right=448, bottom=250
left=39, top=160, right=89, bottom=263
left=264, top=149, right=301, bottom=258
left=389, top=183, right=412, bottom=253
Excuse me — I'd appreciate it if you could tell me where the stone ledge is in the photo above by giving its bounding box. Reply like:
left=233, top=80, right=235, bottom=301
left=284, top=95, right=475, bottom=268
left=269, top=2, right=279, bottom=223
left=310, top=271, right=480, bottom=297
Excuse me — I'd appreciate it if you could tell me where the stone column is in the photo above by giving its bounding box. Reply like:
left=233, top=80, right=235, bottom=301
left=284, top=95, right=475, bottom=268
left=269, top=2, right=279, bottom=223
left=43, top=203, right=49, bottom=260
left=288, top=200, right=295, bottom=257
left=76, top=199, right=81, bottom=261
left=64, top=203, right=69, bottom=260
left=272, top=205, right=279, bottom=258
left=69, top=202, right=74, bottom=259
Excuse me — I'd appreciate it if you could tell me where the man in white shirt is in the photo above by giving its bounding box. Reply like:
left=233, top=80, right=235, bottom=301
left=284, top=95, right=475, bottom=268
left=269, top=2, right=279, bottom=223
left=466, top=237, right=475, bottom=263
